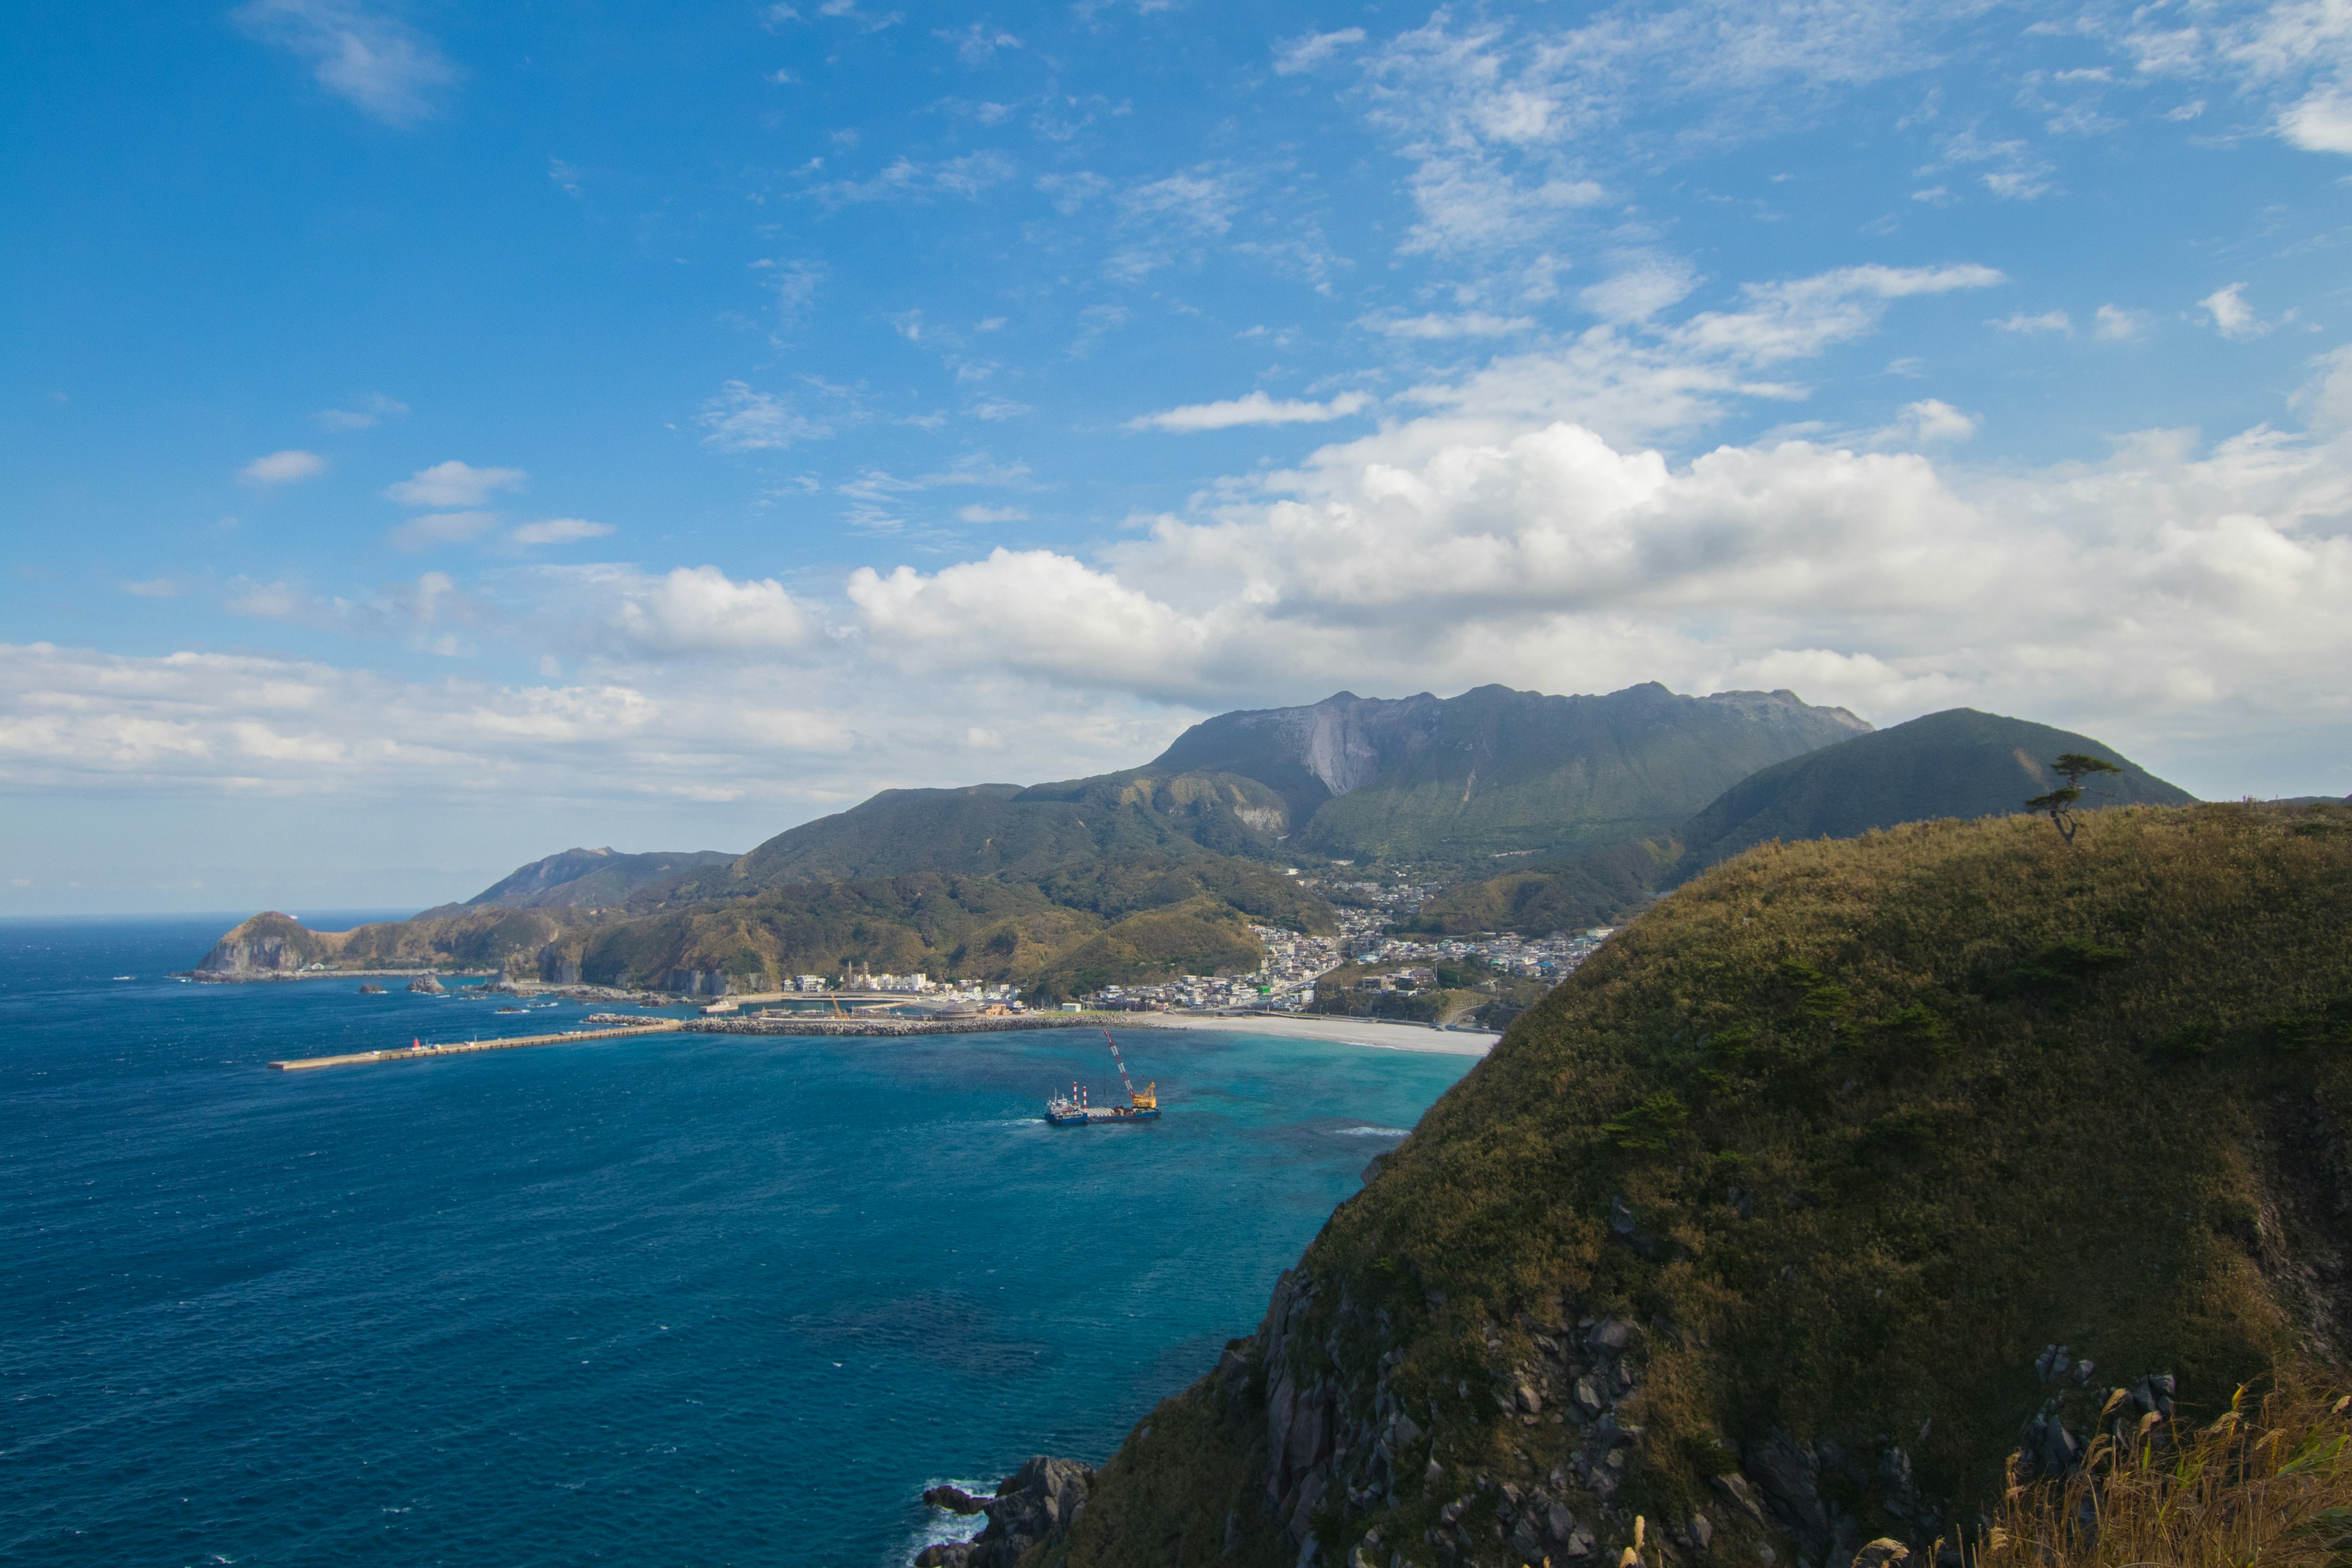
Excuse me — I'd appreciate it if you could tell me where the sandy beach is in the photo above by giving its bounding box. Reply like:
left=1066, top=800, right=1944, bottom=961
left=1121, top=1012, right=1497, bottom=1056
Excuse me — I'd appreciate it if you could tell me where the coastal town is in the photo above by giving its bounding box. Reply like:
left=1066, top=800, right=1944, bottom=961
left=671, top=908, right=1615, bottom=1022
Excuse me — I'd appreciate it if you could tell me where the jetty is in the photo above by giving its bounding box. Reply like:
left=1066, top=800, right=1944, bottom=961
left=266, top=1011, right=1109, bottom=1071
left=268, top=1019, right=686, bottom=1071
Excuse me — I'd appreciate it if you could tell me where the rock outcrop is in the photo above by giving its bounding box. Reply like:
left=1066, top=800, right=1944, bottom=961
left=405, top=974, right=445, bottom=995
left=193, top=912, right=345, bottom=976
left=916, top=1456, right=1093, bottom=1568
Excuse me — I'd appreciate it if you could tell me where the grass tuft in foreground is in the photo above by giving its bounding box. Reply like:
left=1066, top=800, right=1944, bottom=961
left=1975, top=1371, right=2352, bottom=1568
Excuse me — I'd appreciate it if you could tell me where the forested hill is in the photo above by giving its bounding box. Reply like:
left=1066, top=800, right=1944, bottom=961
left=1412, top=707, right=2194, bottom=937
left=1145, top=682, right=1869, bottom=864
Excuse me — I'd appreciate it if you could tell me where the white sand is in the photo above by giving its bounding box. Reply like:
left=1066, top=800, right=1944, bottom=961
left=1118, top=1012, right=1496, bottom=1056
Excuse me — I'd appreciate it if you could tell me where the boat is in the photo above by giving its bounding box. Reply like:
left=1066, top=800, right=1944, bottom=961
left=1045, top=1029, right=1160, bottom=1126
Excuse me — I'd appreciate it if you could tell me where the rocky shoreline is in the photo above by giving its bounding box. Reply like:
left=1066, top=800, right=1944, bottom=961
left=916, top=1457, right=1094, bottom=1568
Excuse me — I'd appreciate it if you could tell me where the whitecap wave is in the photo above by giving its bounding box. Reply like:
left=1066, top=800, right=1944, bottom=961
left=1337, top=1125, right=1410, bottom=1138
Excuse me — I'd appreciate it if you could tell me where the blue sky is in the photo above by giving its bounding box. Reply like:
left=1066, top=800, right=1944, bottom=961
left=6, top=0, right=2352, bottom=911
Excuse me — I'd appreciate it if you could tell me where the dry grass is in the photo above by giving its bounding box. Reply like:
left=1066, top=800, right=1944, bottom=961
left=1973, top=1375, right=2352, bottom=1568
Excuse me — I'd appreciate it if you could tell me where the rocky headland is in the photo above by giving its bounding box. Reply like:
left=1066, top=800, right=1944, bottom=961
left=978, top=802, right=2352, bottom=1568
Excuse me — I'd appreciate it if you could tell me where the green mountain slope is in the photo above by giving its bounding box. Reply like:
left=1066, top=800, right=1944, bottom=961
left=715, top=772, right=1292, bottom=891
left=1152, top=683, right=1869, bottom=864
left=1411, top=709, right=2192, bottom=938
left=435, top=846, right=736, bottom=912
left=1045, top=802, right=2352, bottom=1568
left=1670, top=707, right=2196, bottom=876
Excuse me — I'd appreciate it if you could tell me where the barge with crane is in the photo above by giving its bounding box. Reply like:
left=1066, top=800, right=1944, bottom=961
left=1046, top=1029, right=1159, bottom=1125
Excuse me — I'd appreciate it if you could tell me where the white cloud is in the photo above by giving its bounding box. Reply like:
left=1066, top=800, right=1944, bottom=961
left=1362, top=311, right=1537, bottom=339
left=2280, top=89, right=2352, bottom=152
left=2095, top=304, right=2149, bottom=341
left=231, top=0, right=457, bottom=126
left=938, top=21, right=1019, bottom=66
left=1126, top=391, right=1372, bottom=432
left=970, top=399, right=1031, bottom=421
left=611, top=566, right=820, bottom=654
left=1666, top=263, right=2005, bottom=366
left=1992, top=309, right=2071, bottom=335
left=1581, top=260, right=1702, bottom=323
left=123, top=578, right=181, bottom=598
left=2199, top=283, right=2273, bottom=341
left=508, top=518, right=616, bottom=547
left=1118, top=169, right=1240, bottom=236
left=0, top=639, right=861, bottom=804
left=383, top=461, right=527, bottom=507
left=388, top=511, right=501, bottom=551
left=699, top=382, right=832, bottom=451
left=834, top=387, right=2352, bottom=753
left=804, top=150, right=1014, bottom=205
left=957, top=504, right=1029, bottom=524
left=1274, top=28, right=1366, bottom=75
left=316, top=393, right=408, bottom=430
left=1881, top=398, right=1978, bottom=444
left=241, top=449, right=326, bottom=484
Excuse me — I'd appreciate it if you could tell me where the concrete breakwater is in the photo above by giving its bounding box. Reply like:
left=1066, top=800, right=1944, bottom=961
left=676, top=1014, right=1101, bottom=1039
left=268, top=1011, right=1110, bottom=1071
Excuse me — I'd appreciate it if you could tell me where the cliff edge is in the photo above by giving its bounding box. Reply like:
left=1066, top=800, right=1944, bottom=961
left=1038, top=802, right=2352, bottom=1568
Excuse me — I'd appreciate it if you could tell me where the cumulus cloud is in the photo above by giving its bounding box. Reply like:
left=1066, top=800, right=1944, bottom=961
left=242, top=449, right=326, bottom=484
left=611, top=566, right=820, bottom=654
left=2200, top=284, right=2279, bottom=341
left=2280, top=89, right=2352, bottom=153
left=835, top=391, right=2352, bottom=752
left=232, top=0, right=458, bottom=126
left=1126, top=391, right=1372, bottom=432
left=384, top=460, right=527, bottom=507
left=1879, top=398, right=1978, bottom=444
left=2095, top=304, right=2149, bottom=341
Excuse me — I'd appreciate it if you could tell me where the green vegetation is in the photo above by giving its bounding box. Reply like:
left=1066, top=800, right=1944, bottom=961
left=1979, top=1375, right=2352, bottom=1568
left=2026, top=752, right=2128, bottom=845
left=1307, top=957, right=1551, bottom=1028
left=1407, top=710, right=2193, bottom=943
left=1204, top=682, right=1863, bottom=865
left=202, top=851, right=1331, bottom=1002
left=1043, top=802, right=2352, bottom=1568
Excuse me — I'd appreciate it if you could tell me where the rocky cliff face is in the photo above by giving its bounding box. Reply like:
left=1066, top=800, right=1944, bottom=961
left=193, top=912, right=347, bottom=976
left=917, top=1457, right=1094, bottom=1568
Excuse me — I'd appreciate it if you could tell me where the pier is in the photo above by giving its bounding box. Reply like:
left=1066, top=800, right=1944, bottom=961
left=268, top=1019, right=686, bottom=1071
left=266, top=1011, right=1109, bottom=1071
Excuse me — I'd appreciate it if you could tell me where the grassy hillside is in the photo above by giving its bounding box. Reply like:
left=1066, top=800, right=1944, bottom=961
left=447, top=846, right=735, bottom=912
left=1046, top=802, right=2352, bottom=1568
left=1671, top=708, right=2195, bottom=877
left=1408, top=839, right=1676, bottom=937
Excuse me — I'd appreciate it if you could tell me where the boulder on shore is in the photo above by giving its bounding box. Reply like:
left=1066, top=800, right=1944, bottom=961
left=357, top=983, right=385, bottom=995
left=406, top=975, right=445, bottom=995
left=914, top=1456, right=1092, bottom=1568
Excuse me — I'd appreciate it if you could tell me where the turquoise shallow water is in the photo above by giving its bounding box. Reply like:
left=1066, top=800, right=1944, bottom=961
left=0, top=918, right=1476, bottom=1567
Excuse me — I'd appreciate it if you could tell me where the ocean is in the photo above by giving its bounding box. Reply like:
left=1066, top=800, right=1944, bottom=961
left=0, top=918, right=1476, bottom=1567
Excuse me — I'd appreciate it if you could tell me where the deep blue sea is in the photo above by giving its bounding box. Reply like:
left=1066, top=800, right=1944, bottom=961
left=0, top=918, right=1476, bottom=1567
